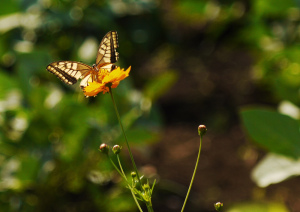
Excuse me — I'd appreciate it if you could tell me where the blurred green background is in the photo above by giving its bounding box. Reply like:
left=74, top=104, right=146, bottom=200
left=1, top=0, right=300, bottom=211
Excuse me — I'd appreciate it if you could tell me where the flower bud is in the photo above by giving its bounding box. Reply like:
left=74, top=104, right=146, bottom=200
left=131, top=172, right=137, bottom=178
left=214, top=202, right=223, bottom=211
left=131, top=172, right=142, bottom=189
left=99, top=143, right=109, bottom=154
left=198, top=125, right=207, bottom=136
left=112, top=145, right=122, bottom=154
left=142, top=183, right=150, bottom=190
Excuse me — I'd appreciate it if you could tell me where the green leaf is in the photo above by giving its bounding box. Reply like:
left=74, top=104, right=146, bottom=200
left=123, top=127, right=159, bottom=145
left=0, top=70, right=19, bottom=98
left=251, top=153, right=300, bottom=187
left=16, top=155, right=40, bottom=189
left=253, top=0, right=295, bottom=17
left=176, top=1, right=206, bottom=15
left=227, top=201, right=289, bottom=212
left=240, top=108, right=300, bottom=158
left=16, top=50, right=51, bottom=95
left=55, top=98, right=90, bottom=162
left=144, top=71, right=178, bottom=102
left=0, top=1, right=19, bottom=16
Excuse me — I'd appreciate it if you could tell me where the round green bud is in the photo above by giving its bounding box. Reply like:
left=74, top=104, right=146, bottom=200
left=99, top=143, right=109, bottom=154
left=198, top=125, right=207, bottom=136
left=214, top=202, right=223, bottom=211
left=143, top=183, right=150, bottom=190
left=131, top=172, right=137, bottom=178
left=112, top=145, right=122, bottom=154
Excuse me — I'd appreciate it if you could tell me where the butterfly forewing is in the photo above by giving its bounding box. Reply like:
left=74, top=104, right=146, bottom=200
left=47, top=61, right=93, bottom=85
left=95, top=31, right=119, bottom=65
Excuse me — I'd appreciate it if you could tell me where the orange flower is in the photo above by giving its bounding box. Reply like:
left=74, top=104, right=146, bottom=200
left=83, top=66, right=131, bottom=97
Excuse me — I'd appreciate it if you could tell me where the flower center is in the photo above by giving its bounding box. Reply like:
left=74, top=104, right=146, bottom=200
left=105, top=82, right=113, bottom=87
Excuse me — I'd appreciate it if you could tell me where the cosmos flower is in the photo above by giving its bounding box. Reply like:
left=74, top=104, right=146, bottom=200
left=83, top=66, right=131, bottom=97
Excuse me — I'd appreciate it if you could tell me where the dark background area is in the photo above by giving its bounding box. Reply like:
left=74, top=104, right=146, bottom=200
left=0, top=0, right=299, bottom=211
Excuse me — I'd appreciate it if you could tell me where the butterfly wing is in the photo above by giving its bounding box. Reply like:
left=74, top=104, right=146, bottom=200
left=79, top=72, right=93, bottom=88
left=46, top=61, right=93, bottom=85
left=95, top=31, right=119, bottom=67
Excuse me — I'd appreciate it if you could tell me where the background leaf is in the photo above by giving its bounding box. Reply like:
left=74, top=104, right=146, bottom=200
left=251, top=153, right=300, bottom=187
left=227, top=202, right=289, bottom=212
left=240, top=108, right=300, bottom=158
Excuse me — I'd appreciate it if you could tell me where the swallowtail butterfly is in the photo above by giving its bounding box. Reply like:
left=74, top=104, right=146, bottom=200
left=46, top=31, right=119, bottom=88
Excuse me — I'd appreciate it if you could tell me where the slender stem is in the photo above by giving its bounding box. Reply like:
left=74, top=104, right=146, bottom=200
left=109, top=87, right=155, bottom=212
left=131, top=190, right=144, bottom=212
left=117, top=155, right=143, bottom=212
left=107, top=155, right=126, bottom=180
left=117, top=155, right=127, bottom=180
left=109, top=87, right=142, bottom=186
left=146, top=203, right=154, bottom=212
left=108, top=154, right=142, bottom=212
left=181, top=134, right=203, bottom=212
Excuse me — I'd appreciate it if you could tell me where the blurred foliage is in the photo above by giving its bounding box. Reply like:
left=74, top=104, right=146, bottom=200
left=239, top=0, right=300, bottom=106
left=241, top=109, right=300, bottom=159
left=227, top=202, right=289, bottom=212
left=0, top=0, right=170, bottom=211
left=241, top=108, right=300, bottom=188
left=0, top=0, right=300, bottom=211
left=237, top=1, right=300, bottom=212
left=238, top=0, right=300, bottom=200
left=251, top=153, right=300, bottom=187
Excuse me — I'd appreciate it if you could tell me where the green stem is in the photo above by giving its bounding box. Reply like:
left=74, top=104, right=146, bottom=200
left=109, top=87, right=142, bottom=186
left=116, top=155, right=144, bottom=212
left=131, top=190, right=144, bottom=212
left=108, top=154, right=142, bottom=212
left=109, top=87, right=154, bottom=212
left=117, top=155, right=127, bottom=180
left=181, top=134, right=203, bottom=212
left=107, top=155, right=126, bottom=180
left=146, top=203, right=154, bottom=212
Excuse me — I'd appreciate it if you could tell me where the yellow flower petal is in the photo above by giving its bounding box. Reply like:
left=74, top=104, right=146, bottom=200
left=97, top=69, right=109, bottom=82
left=83, top=81, right=105, bottom=97
left=83, top=66, right=131, bottom=97
left=103, top=66, right=131, bottom=85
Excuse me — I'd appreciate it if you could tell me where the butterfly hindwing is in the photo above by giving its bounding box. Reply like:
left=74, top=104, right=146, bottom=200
left=46, top=61, right=92, bottom=85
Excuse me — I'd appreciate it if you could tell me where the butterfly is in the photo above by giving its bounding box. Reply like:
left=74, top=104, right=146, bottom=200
left=46, top=31, right=119, bottom=89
